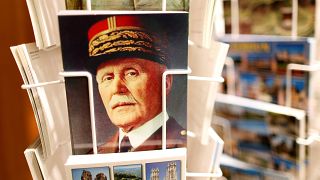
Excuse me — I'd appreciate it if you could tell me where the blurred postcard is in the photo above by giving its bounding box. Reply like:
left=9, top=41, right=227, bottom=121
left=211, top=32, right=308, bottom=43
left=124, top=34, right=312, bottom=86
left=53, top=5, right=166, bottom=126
left=213, top=93, right=307, bottom=178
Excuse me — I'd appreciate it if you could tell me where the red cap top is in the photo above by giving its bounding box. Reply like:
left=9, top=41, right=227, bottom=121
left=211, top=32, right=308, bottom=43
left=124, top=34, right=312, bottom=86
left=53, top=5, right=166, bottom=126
left=87, top=15, right=168, bottom=66
left=88, top=15, right=145, bottom=42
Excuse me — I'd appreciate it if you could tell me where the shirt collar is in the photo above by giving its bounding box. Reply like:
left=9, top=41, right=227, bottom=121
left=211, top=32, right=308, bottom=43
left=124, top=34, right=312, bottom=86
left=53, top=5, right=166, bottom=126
left=119, top=112, right=169, bottom=150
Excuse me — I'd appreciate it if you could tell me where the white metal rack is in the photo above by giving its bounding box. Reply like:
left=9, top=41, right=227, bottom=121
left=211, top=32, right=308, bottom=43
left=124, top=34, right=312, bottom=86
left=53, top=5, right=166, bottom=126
left=285, top=63, right=320, bottom=180
left=19, top=0, right=229, bottom=179
left=21, top=66, right=225, bottom=179
left=213, top=1, right=320, bottom=179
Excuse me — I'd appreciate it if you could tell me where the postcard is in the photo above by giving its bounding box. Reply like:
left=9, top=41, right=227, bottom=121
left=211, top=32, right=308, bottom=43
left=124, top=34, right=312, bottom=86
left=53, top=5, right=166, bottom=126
left=219, top=35, right=312, bottom=110
left=65, top=0, right=188, bottom=10
left=146, top=160, right=181, bottom=180
left=223, top=0, right=315, bottom=37
left=72, top=166, right=110, bottom=180
left=213, top=93, right=307, bottom=177
left=187, top=41, right=228, bottom=175
left=220, top=153, right=295, bottom=179
left=65, top=148, right=186, bottom=180
left=58, top=11, right=188, bottom=154
left=114, top=164, right=142, bottom=180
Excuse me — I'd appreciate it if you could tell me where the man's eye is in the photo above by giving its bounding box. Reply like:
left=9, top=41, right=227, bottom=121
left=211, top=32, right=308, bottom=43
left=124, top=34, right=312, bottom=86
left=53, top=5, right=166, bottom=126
left=101, top=74, right=113, bottom=82
left=125, top=70, right=138, bottom=77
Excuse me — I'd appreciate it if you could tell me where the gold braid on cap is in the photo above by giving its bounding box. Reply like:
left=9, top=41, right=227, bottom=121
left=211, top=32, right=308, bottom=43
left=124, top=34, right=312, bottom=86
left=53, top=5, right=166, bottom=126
left=88, top=27, right=167, bottom=64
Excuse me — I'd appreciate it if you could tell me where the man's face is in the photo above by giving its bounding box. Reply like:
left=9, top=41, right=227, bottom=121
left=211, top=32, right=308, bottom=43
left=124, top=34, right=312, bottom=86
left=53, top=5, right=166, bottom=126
left=96, top=58, right=166, bottom=132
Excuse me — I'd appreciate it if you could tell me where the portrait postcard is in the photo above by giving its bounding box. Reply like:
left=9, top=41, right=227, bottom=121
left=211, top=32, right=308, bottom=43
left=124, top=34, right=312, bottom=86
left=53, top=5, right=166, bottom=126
left=58, top=11, right=188, bottom=155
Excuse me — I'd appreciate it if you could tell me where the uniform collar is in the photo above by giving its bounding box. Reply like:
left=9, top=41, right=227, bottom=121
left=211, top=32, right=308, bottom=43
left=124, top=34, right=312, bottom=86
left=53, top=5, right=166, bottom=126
left=119, top=112, right=169, bottom=150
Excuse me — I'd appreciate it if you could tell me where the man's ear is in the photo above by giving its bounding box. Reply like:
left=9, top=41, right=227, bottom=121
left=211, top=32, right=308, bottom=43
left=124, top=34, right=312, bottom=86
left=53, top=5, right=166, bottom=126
left=166, top=74, right=173, bottom=95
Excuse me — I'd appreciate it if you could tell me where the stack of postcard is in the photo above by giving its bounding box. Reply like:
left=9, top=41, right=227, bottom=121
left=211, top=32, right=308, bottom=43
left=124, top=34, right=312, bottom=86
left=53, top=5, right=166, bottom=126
left=222, top=0, right=315, bottom=37
left=24, top=137, right=71, bottom=180
left=220, top=154, right=295, bottom=180
left=65, top=0, right=189, bottom=11
left=58, top=10, right=191, bottom=179
left=26, top=0, right=65, bottom=49
left=188, top=0, right=216, bottom=47
left=10, top=43, right=70, bottom=158
left=213, top=93, right=307, bottom=180
left=219, top=35, right=315, bottom=111
left=213, top=26, right=320, bottom=178
left=188, top=5, right=228, bottom=176
left=187, top=40, right=229, bottom=177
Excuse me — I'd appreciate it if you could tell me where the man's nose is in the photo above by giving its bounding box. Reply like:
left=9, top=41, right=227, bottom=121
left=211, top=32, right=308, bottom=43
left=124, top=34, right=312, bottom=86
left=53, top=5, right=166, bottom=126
left=111, top=75, right=128, bottom=94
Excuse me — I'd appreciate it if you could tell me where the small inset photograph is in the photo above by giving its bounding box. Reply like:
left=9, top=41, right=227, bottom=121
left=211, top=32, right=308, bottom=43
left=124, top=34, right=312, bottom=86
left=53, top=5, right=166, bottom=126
left=72, top=166, right=110, bottom=180
left=146, top=160, right=181, bottom=180
left=113, top=164, right=142, bottom=180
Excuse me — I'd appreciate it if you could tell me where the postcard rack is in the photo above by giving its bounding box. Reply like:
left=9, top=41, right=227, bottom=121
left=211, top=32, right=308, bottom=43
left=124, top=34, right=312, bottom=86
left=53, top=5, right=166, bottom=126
left=21, top=65, right=225, bottom=179
left=283, top=62, right=320, bottom=144
left=218, top=1, right=320, bottom=178
left=17, top=0, right=229, bottom=179
left=220, top=60, right=320, bottom=134
left=285, top=62, right=320, bottom=180
left=219, top=54, right=320, bottom=179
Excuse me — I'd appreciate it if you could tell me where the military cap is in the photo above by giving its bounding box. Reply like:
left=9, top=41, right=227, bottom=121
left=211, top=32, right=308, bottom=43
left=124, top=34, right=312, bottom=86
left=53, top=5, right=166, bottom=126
left=88, top=15, right=169, bottom=67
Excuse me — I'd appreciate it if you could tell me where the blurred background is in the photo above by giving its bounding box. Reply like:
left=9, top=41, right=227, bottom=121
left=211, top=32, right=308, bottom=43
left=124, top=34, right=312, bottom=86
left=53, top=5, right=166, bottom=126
left=0, top=1, right=38, bottom=179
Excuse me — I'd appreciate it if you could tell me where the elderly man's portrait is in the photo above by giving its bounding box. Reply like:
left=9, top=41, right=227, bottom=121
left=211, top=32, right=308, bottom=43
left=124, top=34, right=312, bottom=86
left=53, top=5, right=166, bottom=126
left=59, top=13, right=188, bottom=154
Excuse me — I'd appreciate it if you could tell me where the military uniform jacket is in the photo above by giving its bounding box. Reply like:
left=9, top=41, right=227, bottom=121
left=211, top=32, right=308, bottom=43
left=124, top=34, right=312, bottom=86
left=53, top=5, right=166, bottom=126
left=97, top=117, right=186, bottom=153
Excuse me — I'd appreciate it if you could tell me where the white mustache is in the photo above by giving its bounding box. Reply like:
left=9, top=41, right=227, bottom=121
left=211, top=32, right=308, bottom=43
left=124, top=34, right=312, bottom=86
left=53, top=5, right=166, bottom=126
left=108, top=95, right=136, bottom=109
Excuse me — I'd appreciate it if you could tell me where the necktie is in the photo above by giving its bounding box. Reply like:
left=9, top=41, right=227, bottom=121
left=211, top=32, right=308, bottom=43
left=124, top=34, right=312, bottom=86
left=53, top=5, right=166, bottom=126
left=120, top=136, right=132, bottom=152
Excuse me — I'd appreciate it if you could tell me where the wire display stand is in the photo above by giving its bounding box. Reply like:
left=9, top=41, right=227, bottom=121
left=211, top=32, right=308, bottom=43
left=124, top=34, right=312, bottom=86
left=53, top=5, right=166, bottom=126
left=20, top=66, right=225, bottom=179
left=285, top=63, right=320, bottom=145
left=283, top=62, right=320, bottom=180
left=18, top=0, right=229, bottom=179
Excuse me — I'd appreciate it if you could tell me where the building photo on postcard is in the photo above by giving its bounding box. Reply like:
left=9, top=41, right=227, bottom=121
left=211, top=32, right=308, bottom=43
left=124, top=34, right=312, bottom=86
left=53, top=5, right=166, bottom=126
left=113, top=164, right=142, bottom=180
left=72, top=166, right=110, bottom=180
left=146, top=160, right=181, bottom=180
